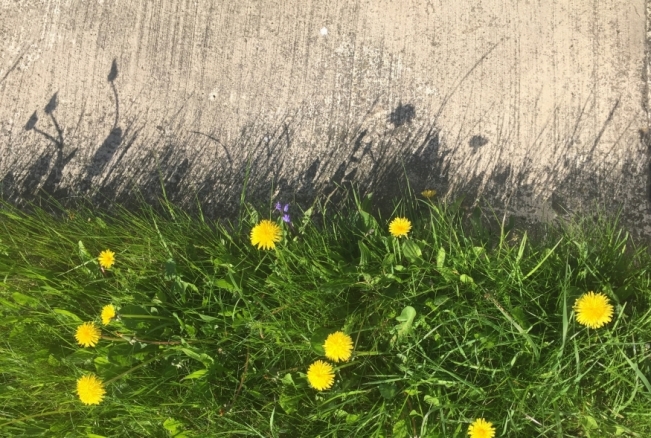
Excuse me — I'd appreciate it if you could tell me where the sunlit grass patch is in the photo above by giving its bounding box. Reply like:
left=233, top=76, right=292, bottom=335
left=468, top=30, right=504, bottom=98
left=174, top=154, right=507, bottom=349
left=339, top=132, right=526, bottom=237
left=0, top=190, right=650, bottom=437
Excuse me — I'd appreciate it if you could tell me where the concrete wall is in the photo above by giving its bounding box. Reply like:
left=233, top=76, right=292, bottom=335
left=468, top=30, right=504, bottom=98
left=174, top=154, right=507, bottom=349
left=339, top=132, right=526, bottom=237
left=1, top=1, right=649, bottom=237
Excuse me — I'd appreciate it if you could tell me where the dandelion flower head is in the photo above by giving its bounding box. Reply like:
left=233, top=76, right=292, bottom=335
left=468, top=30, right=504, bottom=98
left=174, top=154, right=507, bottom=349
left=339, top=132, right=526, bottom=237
left=389, top=217, right=412, bottom=238
left=307, top=360, right=335, bottom=391
left=75, top=322, right=101, bottom=347
left=421, top=189, right=437, bottom=199
left=98, top=249, right=115, bottom=269
left=250, top=219, right=282, bottom=250
left=101, top=304, right=116, bottom=325
left=573, top=291, right=614, bottom=329
left=323, top=331, right=353, bottom=362
left=77, top=374, right=106, bottom=405
left=468, top=418, right=496, bottom=438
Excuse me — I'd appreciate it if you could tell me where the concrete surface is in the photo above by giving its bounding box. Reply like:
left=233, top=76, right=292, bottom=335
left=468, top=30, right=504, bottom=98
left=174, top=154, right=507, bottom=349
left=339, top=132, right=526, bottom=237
left=0, top=1, right=649, bottom=238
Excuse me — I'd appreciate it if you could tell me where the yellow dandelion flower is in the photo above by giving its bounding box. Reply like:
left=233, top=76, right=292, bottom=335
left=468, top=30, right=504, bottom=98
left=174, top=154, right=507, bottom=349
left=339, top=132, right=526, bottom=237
left=421, top=189, right=436, bottom=199
left=389, top=217, right=411, bottom=238
left=323, top=331, right=353, bottom=362
left=468, top=418, right=496, bottom=438
left=250, top=219, right=282, bottom=250
left=573, top=291, right=614, bottom=329
left=101, top=304, right=116, bottom=325
left=307, top=360, right=335, bottom=391
left=77, top=374, right=106, bottom=405
left=98, top=249, right=115, bottom=269
left=75, top=322, right=101, bottom=347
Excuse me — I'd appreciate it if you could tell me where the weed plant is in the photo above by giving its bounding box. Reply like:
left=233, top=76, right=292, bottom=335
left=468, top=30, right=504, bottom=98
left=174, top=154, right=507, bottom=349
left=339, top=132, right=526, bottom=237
left=1, top=188, right=651, bottom=437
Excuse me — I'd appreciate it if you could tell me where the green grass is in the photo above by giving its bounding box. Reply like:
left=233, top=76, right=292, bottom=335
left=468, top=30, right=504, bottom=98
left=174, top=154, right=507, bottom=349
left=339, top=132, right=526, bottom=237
left=1, top=187, right=651, bottom=437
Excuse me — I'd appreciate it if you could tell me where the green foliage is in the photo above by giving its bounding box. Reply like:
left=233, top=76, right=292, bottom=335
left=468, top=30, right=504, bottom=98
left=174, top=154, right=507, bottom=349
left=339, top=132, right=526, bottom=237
left=0, top=191, right=651, bottom=437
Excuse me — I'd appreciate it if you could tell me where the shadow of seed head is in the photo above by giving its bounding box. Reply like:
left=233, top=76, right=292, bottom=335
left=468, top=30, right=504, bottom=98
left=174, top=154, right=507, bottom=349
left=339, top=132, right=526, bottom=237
left=24, top=111, right=38, bottom=131
left=44, top=92, right=58, bottom=115
left=469, top=135, right=489, bottom=148
left=389, top=103, right=416, bottom=127
left=108, top=59, right=118, bottom=82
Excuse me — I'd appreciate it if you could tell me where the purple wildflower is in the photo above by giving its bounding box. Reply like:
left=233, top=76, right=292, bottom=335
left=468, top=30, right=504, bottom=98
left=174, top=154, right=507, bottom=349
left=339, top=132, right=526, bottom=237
left=275, top=202, right=292, bottom=224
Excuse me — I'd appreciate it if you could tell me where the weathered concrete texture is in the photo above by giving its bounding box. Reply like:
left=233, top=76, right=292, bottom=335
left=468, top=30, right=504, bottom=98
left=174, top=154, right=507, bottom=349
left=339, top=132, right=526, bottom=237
left=0, top=1, right=649, bottom=236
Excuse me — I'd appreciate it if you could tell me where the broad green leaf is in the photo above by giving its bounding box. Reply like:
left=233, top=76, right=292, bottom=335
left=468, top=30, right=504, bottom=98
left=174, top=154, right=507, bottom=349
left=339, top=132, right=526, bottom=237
left=358, top=241, right=371, bottom=266
left=392, top=420, right=409, bottom=438
left=359, top=210, right=378, bottom=230
left=279, top=393, right=301, bottom=414
left=78, top=240, right=92, bottom=261
left=94, top=356, right=128, bottom=381
left=182, top=369, right=208, bottom=380
left=165, top=258, right=176, bottom=278
left=180, top=348, right=214, bottom=367
left=459, top=274, right=474, bottom=284
left=310, top=327, right=332, bottom=355
left=424, top=395, right=440, bottom=406
left=12, top=292, right=40, bottom=308
left=402, top=239, right=422, bottom=262
left=580, top=415, right=598, bottom=430
left=516, top=232, right=527, bottom=262
left=436, top=247, right=446, bottom=269
left=395, top=306, right=417, bottom=340
left=382, top=253, right=395, bottom=268
left=53, top=308, right=82, bottom=323
left=346, top=414, right=360, bottom=424
left=281, top=373, right=295, bottom=387
left=214, top=278, right=238, bottom=293
left=163, top=418, right=184, bottom=435
left=298, top=206, right=313, bottom=235
left=95, top=217, right=108, bottom=229
left=198, top=314, right=219, bottom=322
left=379, top=382, right=398, bottom=400
left=119, top=305, right=152, bottom=330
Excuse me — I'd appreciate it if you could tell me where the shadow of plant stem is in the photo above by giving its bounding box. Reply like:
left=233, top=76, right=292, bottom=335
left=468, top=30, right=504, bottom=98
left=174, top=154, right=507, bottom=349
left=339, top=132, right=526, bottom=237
left=24, top=94, right=77, bottom=195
